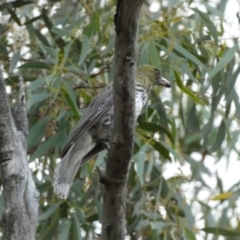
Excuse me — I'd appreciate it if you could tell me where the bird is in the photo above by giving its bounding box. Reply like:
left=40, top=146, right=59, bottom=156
left=53, top=65, right=171, bottom=199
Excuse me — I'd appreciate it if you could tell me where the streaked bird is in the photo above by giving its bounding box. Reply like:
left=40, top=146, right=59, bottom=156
left=54, top=65, right=171, bottom=199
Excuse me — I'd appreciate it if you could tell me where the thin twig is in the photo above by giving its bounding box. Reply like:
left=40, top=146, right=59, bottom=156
left=73, top=84, right=106, bottom=90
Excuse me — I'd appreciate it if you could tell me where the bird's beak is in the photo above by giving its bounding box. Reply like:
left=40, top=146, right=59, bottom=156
left=158, top=77, right=171, bottom=88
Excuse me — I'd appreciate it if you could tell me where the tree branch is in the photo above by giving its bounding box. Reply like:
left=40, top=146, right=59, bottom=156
left=0, top=73, right=39, bottom=240
left=101, top=1, right=144, bottom=239
left=12, top=76, right=28, bottom=140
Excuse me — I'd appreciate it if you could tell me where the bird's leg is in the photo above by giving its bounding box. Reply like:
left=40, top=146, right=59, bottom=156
left=95, top=166, right=110, bottom=185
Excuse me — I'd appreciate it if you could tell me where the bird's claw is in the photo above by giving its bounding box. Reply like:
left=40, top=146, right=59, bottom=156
left=101, top=141, right=111, bottom=150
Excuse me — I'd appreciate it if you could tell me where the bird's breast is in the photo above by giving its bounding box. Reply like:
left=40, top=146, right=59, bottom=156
left=135, top=89, right=148, bottom=119
left=88, top=87, right=148, bottom=142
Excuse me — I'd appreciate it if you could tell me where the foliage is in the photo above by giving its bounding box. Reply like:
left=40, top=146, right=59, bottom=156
left=0, top=0, right=240, bottom=239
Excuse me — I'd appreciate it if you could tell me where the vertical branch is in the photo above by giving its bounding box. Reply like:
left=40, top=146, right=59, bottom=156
left=102, top=1, right=143, bottom=239
left=0, top=72, right=39, bottom=240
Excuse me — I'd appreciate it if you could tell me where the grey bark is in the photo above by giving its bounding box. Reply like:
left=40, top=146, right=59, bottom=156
left=101, top=1, right=143, bottom=239
left=0, top=73, right=39, bottom=240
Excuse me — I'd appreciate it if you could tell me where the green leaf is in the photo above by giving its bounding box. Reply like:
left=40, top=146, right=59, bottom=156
left=187, top=104, right=200, bottom=132
left=210, top=119, right=226, bottom=152
left=58, top=219, right=72, bottom=240
left=127, top=216, right=142, bottom=234
left=101, top=38, right=115, bottom=58
left=184, top=228, right=197, bottom=240
left=51, top=27, right=72, bottom=37
left=159, top=140, right=180, bottom=160
left=158, top=176, right=170, bottom=199
left=196, top=35, right=212, bottom=44
left=150, top=222, right=173, bottom=232
left=149, top=138, right=170, bottom=160
left=211, top=85, right=224, bottom=115
left=63, top=81, right=80, bottom=120
left=226, top=66, right=240, bottom=103
left=173, top=41, right=205, bottom=69
left=166, top=202, right=185, bottom=217
left=39, top=203, right=61, bottom=221
left=174, top=71, right=204, bottom=105
left=7, top=6, right=21, bottom=25
left=208, top=45, right=238, bottom=80
left=138, top=122, right=174, bottom=143
left=51, top=79, right=62, bottom=94
left=27, top=92, right=49, bottom=112
left=63, top=43, right=72, bottom=64
left=151, top=91, right=169, bottom=127
left=27, top=77, right=45, bottom=93
left=41, top=8, right=65, bottom=48
left=135, top=144, right=148, bottom=185
left=201, top=227, right=240, bottom=237
left=4, top=76, right=36, bottom=84
left=9, top=50, right=21, bottom=72
left=149, top=41, right=160, bottom=69
left=24, top=15, right=42, bottom=26
left=78, top=34, right=90, bottom=66
left=192, top=8, right=218, bottom=44
left=45, top=74, right=54, bottom=85
left=27, top=118, right=49, bottom=150
left=34, top=28, right=51, bottom=47
left=0, top=194, right=4, bottom=221
left=2, top=1, right=34, bottom=9
left=38, top=211, right=59, bottom=240
left=18, top=61, right=52, bottom=69
left=180, top=62, right=198, bottom=83
left=73, top=212, right=82, bottom=240
left=139, top=42, right=149, bottom=65
left=0, top=42, right=8, bottom=56
left=30, top=133, right=62, bottom=161
left=83, top=12, right=100, bottom=37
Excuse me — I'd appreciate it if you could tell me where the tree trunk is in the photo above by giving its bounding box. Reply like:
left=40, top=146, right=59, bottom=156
left=0, top=72, right=39, bottom=240
left=101, top=1, right=143, bottom=239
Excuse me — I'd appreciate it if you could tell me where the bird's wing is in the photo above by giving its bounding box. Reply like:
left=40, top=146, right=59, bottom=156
left=60, top=85, right=113, bottom=157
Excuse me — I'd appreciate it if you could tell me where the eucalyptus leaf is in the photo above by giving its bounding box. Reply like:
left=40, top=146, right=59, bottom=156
left=78, top=34, right=90, bottom=66
left=201, top=227, right=240, bottom=237
left=149, top=41, right=161, bottom=69
left=28, top=118, right=49, bottom=150
left=9, top=50, right=20, bottom=72
left=58, top=219, right=72, bottom=240
left=19, top=61, right=52, bottom=69
left=208, top=45, right=238, bottom=80
left=39, top=203, right=61, bottom=221
left=210, top=119, right=226, bottom=152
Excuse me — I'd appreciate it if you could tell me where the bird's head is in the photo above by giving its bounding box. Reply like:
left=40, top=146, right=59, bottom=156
left=137, top=65, right=171, bottom=88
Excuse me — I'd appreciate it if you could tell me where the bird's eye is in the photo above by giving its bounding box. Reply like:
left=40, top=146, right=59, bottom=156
left=155, top=70, right=160, bottom=76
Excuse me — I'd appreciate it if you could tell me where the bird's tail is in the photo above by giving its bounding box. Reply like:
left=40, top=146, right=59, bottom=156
left=53, top=145, right=80, bottom=199
left=53, top=134, right=96, bottom=199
